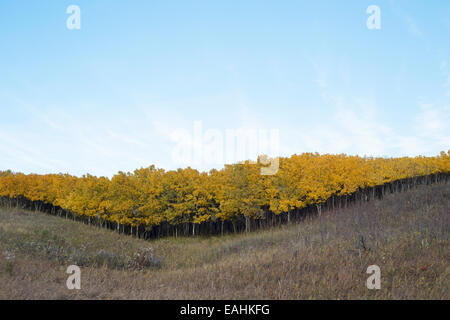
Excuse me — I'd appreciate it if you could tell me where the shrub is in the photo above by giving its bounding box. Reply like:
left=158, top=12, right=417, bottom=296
left=130, top=247, right=161, bottom=269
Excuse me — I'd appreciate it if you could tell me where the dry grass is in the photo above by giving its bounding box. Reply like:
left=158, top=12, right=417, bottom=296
left=0, top=184, right=448, bottom=299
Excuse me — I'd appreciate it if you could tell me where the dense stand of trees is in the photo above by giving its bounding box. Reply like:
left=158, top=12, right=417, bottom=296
left=0, top=152, right=449, bottom=239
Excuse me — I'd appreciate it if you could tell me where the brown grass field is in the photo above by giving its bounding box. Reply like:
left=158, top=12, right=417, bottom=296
left=0, top=183, right=448, bottom=299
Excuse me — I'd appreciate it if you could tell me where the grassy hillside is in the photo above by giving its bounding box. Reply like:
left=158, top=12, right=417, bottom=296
left=0, top=184, right=448, bottom=299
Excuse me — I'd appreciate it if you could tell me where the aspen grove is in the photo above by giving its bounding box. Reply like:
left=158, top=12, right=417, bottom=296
left=0, top=152, right=449, bottom=238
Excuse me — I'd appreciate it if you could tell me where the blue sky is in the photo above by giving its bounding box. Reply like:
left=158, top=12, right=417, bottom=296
left=0, top=0, right=449, bottom=177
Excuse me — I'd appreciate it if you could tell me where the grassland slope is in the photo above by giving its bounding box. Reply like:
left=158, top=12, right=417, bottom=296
left=0, top=184, right=448, bottom=299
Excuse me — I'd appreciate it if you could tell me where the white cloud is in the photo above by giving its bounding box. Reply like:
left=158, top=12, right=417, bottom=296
left=414, top=104, right=450, bottom=149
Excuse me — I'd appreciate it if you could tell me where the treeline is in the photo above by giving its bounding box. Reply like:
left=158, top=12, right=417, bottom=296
left=0, top=152, right=449, bottom=239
